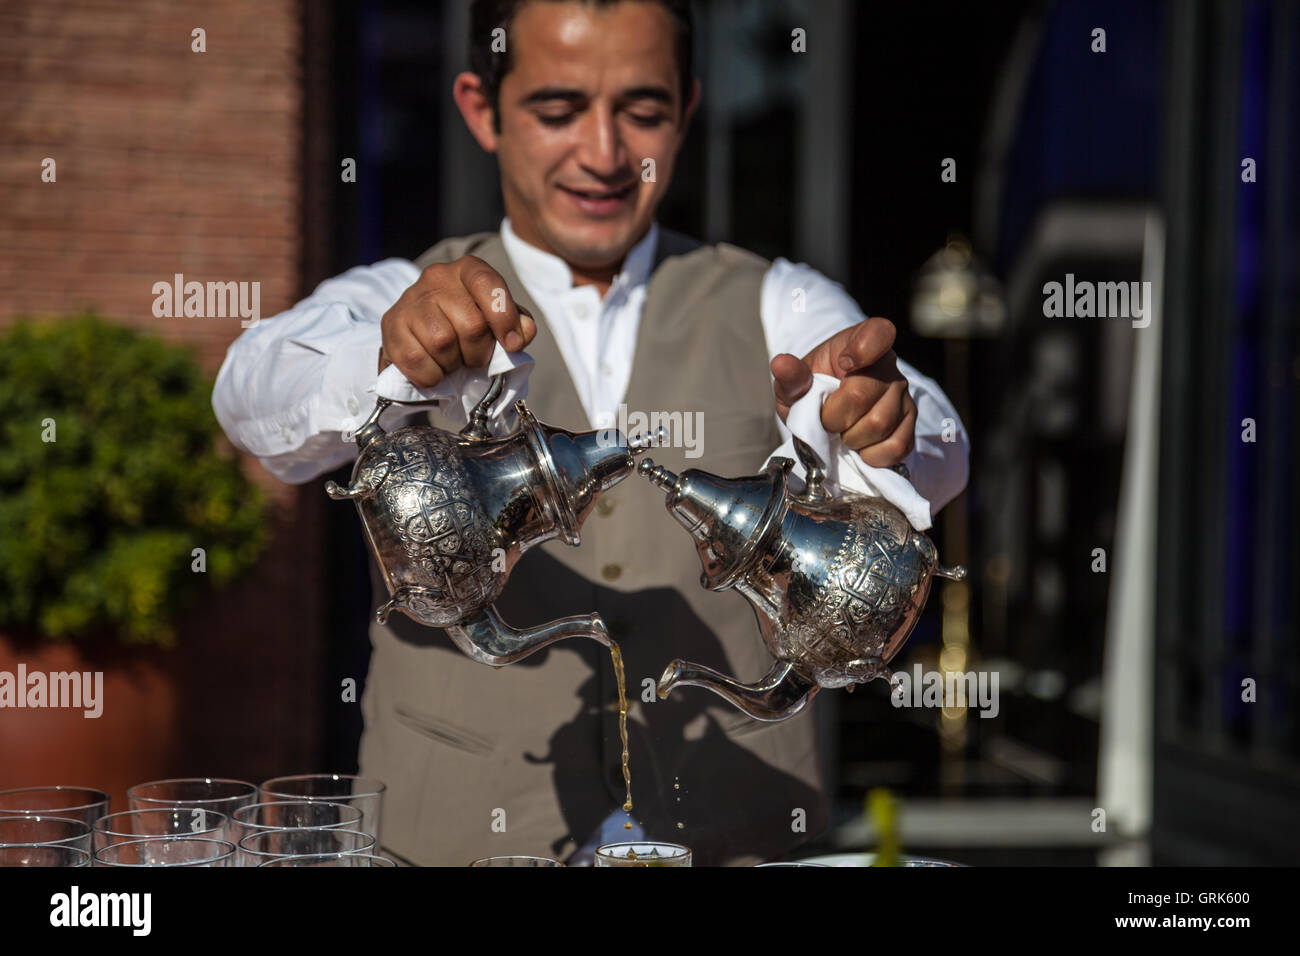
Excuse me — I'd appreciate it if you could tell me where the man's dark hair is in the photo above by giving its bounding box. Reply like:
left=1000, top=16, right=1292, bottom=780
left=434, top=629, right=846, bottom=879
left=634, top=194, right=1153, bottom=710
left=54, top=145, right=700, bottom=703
left=469, top=0, right=694, bottom=127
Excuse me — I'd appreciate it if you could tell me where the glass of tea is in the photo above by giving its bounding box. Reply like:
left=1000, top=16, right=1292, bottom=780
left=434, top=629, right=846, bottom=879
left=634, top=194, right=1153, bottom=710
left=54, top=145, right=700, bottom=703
left=594, top=842, right=692, bottom=867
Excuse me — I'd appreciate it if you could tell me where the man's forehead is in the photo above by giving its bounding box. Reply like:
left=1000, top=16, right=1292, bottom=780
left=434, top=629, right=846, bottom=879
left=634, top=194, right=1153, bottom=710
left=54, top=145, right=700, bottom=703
left=507, top=1, right=678, bottom=92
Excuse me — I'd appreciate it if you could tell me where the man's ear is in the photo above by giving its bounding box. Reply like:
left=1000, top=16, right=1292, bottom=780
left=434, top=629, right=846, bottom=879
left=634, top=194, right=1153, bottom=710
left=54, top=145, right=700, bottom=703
left=453, top=71, right=498, bottom=152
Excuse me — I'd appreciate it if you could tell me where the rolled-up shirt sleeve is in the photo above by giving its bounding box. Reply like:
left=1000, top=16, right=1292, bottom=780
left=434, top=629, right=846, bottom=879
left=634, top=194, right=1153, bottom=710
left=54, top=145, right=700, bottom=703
left=759, top=257, right=970, bottom=517
left=212, top=258, right=420, bottom=484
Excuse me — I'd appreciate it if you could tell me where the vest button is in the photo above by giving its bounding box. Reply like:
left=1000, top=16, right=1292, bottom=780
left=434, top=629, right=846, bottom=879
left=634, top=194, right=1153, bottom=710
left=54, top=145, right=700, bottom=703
left=597, top=498, right=616, bottom=517
left=600, top=563, right=622, bottom=581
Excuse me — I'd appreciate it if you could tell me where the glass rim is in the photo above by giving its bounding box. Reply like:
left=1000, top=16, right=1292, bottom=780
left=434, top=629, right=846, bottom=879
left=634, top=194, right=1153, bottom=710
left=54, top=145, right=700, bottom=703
left=0, top=786, right=111, bottom=813
left=93, top=837, right=235, bottom=867
left=237, top=827, right=375, bottom=858
left=232, top=800, right=363, bottom=830
left=754, top=861, right=830, bottom=867
left=127, top=778, right=258, bottom=806
left=93, top=808, right=230, bottom=839
left=595, top=841, right=692, bottom=858
left=257, top=852, right=397, bottom=867
left=0, top=814, right=92, bottom=848
left=469, top=855, right=565, bottom=866
left=258, top=774, right=387, bottom=800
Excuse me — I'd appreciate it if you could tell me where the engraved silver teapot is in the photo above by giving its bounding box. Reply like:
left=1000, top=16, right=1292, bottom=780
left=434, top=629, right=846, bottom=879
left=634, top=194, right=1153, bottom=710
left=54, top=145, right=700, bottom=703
left=327, top=375, right=654, bottom=666
left=639, top=438, right=966, bottom=721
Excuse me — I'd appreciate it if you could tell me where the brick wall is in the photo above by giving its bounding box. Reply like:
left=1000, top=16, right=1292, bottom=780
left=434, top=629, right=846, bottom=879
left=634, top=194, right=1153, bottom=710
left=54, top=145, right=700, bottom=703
left=0, top=0, right=332, bottom=789
left=0, top=0, right=303, bottom=369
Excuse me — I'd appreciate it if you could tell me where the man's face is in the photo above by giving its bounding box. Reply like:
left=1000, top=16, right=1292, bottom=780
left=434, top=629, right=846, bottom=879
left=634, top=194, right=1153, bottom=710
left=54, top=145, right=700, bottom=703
left=492, top=1, right=692, bottom=269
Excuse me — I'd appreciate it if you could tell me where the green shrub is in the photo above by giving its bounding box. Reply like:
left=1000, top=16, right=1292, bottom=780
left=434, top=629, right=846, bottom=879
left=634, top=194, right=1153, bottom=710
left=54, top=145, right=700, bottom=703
left=0, top=314, right=267, bottom=646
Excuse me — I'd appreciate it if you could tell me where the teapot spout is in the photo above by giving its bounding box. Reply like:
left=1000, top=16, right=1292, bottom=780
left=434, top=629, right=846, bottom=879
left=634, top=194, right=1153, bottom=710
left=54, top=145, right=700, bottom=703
left=444, top=603, right=612, bottom=667
left=657, top=659, right=818, bottom=722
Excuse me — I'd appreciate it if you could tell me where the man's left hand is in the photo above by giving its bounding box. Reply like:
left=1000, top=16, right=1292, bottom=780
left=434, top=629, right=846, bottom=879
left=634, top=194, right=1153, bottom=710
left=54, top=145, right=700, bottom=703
left=770, top=317, right=917, bottom=468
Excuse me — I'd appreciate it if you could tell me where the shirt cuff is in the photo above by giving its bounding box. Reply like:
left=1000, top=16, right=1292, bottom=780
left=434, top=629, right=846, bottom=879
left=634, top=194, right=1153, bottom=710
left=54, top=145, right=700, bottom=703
left=320, top=320, right=385, bottom=436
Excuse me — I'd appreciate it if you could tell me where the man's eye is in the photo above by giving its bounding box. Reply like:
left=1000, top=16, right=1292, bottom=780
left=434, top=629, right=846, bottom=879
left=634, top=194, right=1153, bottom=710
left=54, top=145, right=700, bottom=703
left=627, top=113, right=666, bottom=127
left=537, top=112, right=575, bottom=126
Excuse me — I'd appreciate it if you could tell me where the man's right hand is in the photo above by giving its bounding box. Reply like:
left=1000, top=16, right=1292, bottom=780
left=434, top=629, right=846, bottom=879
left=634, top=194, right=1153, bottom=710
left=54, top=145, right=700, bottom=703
left=379, top=255, right=537, bottom=386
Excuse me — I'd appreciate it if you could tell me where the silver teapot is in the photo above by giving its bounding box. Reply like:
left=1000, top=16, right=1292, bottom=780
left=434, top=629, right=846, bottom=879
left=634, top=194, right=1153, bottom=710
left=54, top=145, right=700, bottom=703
left=326, top=375, right=654, bottom=666
left=639, top=438, right=966, bottom=721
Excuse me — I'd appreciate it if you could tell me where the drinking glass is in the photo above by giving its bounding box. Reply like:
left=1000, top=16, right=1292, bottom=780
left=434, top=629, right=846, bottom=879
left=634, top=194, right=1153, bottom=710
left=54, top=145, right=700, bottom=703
left=594, top=842, right=692, bottom=867
left=231, top=800, right=362, bottom=847
left=469, top=856, right=564, bottom=867
left=258, top=775, right=385, bottom=842
left=755, top=862, right=829, bottom=867
left=895, top=856, right=966, bottom=867
left=0, top=845, right=90, bottom=867
left=128, top=778, right=256, bottom=839
left=0, top=787, right=110, bottom=827
left=237, top=827, right=374, bottom=867
left=93, top=808, right=230, bottom=852
left=0, top=815, right=93, bottom=853
left=94, top=838, right=235, bottom=867
left=259, top=853, right=397, bottom=868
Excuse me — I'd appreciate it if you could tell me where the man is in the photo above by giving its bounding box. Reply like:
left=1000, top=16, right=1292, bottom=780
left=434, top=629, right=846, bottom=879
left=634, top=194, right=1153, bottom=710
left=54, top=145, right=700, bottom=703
left=213, top=0, right=969, bottom=866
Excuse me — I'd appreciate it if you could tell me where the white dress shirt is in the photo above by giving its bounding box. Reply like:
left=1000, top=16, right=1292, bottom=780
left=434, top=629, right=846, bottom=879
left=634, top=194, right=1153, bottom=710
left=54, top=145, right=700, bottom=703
left=212, top=219, right=969, bottom=516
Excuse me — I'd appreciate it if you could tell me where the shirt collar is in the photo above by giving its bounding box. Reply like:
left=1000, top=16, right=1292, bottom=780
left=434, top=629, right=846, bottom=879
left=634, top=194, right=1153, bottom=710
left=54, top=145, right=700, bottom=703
left=500, top=217, right=659, bottom=298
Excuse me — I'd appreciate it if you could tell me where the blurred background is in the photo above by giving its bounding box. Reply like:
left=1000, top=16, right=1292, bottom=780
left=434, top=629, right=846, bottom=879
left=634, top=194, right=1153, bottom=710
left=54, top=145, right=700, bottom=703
left=1, top=0, right=1296, bottom=865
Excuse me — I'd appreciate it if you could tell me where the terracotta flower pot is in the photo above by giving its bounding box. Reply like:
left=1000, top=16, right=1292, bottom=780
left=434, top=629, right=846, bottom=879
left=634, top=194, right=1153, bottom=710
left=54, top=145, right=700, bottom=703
left=0, top=635, right=180, bottom=815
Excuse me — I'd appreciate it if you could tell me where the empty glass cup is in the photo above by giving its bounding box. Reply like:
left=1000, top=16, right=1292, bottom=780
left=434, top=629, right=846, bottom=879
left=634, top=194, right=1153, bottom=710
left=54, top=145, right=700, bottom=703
left=93, top=808, right=230, bottom=852
left=594, top=842, right=692, bottom=867
left=469, top=856, right=564, bottom=867
left=0, top=815, right=93, bottom=853
left=0, top=844, right=90, bottom=867
left=755, top=862, right=829, bottom=867
left=258, top=775, right=385, bottom=843
left=0, top=787, right=110, bottom=827
left=128, top=779, right=256, bottom=835
left=94, top=837, right=235, bottom=867
left=259, top=853, right=397, bottom=867
left=237, top=827, right=375, bottom=867
left=231, top=800, right=363, bottom=847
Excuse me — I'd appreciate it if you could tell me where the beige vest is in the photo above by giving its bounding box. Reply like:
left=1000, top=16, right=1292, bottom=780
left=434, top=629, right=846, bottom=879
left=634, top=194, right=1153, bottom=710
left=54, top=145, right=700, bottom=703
left=358, top=229, right=827, bottom=866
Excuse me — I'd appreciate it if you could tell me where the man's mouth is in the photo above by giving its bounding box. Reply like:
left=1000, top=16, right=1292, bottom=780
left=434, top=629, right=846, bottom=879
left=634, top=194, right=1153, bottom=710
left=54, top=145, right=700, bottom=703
left=558, top=182, right=636, bottom=214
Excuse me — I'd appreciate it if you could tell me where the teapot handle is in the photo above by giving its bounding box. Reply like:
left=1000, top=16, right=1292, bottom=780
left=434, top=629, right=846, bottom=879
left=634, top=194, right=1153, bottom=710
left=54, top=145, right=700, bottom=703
left=353, top=372, right=511, bottom=448
left=791, top=434, right=913, bottom=501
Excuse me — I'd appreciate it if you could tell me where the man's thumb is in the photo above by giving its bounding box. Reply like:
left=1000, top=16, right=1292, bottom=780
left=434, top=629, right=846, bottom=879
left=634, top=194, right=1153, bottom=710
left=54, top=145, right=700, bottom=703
left=771, top=353, right=813, bottom=422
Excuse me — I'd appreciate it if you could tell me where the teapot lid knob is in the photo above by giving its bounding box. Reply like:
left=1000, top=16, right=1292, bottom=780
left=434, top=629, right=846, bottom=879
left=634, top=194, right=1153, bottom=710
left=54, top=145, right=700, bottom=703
left=792, top=437, right=830, bottom=501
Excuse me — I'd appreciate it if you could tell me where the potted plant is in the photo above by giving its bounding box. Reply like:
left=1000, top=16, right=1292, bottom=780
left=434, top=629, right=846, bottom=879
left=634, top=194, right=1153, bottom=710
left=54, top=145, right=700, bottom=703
left=0, top=314, right=266, bottom=808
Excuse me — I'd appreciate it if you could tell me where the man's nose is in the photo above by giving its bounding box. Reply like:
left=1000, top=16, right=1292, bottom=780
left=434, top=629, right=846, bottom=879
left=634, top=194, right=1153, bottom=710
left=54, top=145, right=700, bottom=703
left=576, top=105, right=627, bottom=178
